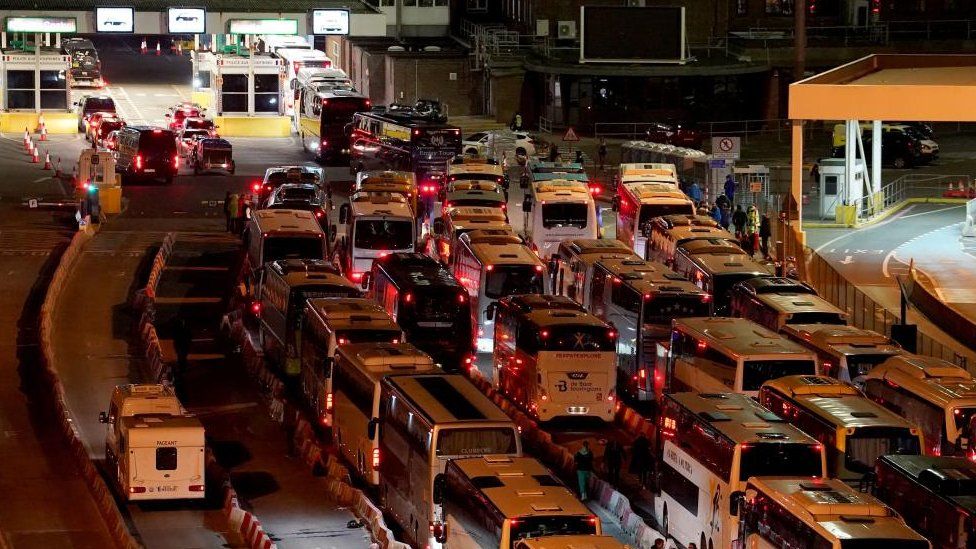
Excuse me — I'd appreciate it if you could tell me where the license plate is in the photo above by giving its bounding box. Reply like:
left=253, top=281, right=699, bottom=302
left=144, top=168, right=156, bottom=173
left=157, top=485, right=177, bottom=492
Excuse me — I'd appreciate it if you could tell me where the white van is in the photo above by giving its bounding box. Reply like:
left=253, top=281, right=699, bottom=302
left=99, top=384, right=205, bottom=500
left=244, top=209, right=329, bottom=281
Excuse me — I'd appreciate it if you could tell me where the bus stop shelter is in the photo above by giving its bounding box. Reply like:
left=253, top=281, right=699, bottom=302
left=788, top=54, right=976, bottom=248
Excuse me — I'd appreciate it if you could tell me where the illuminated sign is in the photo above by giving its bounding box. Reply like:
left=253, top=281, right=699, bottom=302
left=5, top=17, right=77, bottom=33
left=167, top=7, right=206, bottom=34
left=227, top=19, right=297, bottom=35
left=310, top=9, right=349, bottom=35
left=95, top=7, right=134, bottom=33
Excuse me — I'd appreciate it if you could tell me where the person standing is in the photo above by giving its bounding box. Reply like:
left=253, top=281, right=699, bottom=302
left=574, top=441, right=594, bottom=501
left=223, top=190, right=232, bottom=232
left=604, top=439, right=625, bottom=485
left=575, top=149, right=584, bottom=165
left=228, top=192, right=240, bottom=234
left=237, top=193, right=250, bottom=235
left=598, top=138, right=608, bottom=170
left=687, top=180, right=702, bottom=203
left=710, top=202, right=722, bottom=224
left=759, top=213, right=772, bottom=259
left=548, top=143, right=560, bottom=163
left=724, top=174, right=736, bottom=203
left=811, top=162, right=821, bottom=185
left=747, top=204, right=760, bottom=257
left=732, top=205, right=747, bottom=237
left=629, top=433, right=652, bottom=488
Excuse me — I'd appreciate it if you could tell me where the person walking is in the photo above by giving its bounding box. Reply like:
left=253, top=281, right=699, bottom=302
left=687, top=180, right=702, bottom=203
left=223, top=190, right=232, bottom=232
left=810, top=162, right=821, bottom=185
left=575, top=149, right=584, bottom=165
left=598, top=138, right=608, bottom=170
left=724, top=173, right=736, bottom=203
left=746, top=204, right=760, bottom=257
left=720, top=201, right=731, bottom=230
left=710, top=202, right=722, bottom=224
left=228, top=192, right=240, bottom=234
left=760, top=212, right=772, bottom=259
left=172, top=318, right=192, bottom=399
left=548, top=143, right=560, bottom=162
left=574, top=441, right=594, bottom=501
left=511, top=112, right=523, bottom=131
left=732, top=204, right=747, bottom=238
left=629, top=433, right=652, bottom=488
left=604, top=439, right=625, bottom=485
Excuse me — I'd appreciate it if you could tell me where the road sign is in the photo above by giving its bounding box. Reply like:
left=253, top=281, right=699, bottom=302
left=562, top=127, right=580, bottom=142
left=28, top=198, right=37, bottom=209
left=708, top=159, right=726, bottom=169
left=711, top=136, right=740, bottom=160
left=749, top=180, right=763, bottom=193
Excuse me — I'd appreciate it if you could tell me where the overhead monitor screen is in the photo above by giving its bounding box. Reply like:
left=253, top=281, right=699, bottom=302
left=580, top=6, right=686, bottom=64
left=6, top=17, right=77, bottom=33
left=95, top=8, right=134, bottom=33
left=228, top=19, right=298, bottom=35
left=311, top=10, right=349, bottom=35
left=167, top=7, right=206, bottom=34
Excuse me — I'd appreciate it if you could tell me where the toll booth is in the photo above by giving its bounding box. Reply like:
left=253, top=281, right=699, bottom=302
left=0, top=48, right=70, bottom=111
left=192, top=50, right=284, bottom=116
left=818, top=157, right=865, bottom=222
left=78, top=149, right=122, bottom=214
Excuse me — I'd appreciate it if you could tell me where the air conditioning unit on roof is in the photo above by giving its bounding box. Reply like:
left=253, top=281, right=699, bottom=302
left=557, top=20, right=576, bottom=40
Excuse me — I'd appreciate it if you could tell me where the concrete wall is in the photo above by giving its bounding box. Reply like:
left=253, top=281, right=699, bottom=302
left=384, top=54, right=479, bottom=115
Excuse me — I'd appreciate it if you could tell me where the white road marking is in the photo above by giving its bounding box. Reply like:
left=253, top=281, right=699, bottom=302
left=840, top=255, right=854, bottom=265
left=813, top=205, right=916, bottom=253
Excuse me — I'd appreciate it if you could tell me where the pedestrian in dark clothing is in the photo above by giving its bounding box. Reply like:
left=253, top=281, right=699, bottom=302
left=172, top=318, right=192, bottom=398
left=687, top=180, right=702, bottom=203
left=548, top=143, right=560, bottom=162
left=710, top=203, right=722, bottom=224
left=724, top=174, right=736, bottom=202
left=654, top=539, right=666, bottom=549
left=511, top=112, right=523, bottom=131
left=575, top=149, right=584, bottom=165
left=720, top=203, right=731, bottom=230
left=629, top=434, right=653, bottom=488
left=574, top=441, right=594, bottom=500
left=237, top=194, right=250, bottom=235
left=732, top=205, right=747, bottom=237
left=811, top=162, right=821, bottom=184
left=223, top=190, right=232, bottom=232
left=760, top=213, right=772, bottom=259
left=228, top=193, right=240, bottom=234
left=598, top=139, right=608, bottom=170
left=604, top=440, right=625, bottom=485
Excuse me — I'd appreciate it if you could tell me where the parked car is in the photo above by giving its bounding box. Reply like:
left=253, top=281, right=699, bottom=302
left=165, top=102, right=205, bottom=131
left=74, top=95, right=116, bottom=132
left=462, top=130, right=536, bottom=158
left=176, top=127, right=212, bottom=156
left=832, top=128, right=922, bottom=169
left=190, top=138, right=234, bottom=175
left=645, top=121, right=704, bottom=149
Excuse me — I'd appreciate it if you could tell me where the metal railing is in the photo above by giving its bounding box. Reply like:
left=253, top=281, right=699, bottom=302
left=594, top=119, right=802, bottom=142
left=854, top=173, right=971, bottom=222
left=887, top=18, right=976, bottom=40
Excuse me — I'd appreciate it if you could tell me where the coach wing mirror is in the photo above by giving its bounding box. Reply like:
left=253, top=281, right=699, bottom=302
left=522, top=196, right=532, bottom=212
left=612, top=196, right=621, bottom=212
left=641, top=222, right=653, bottom=238
left=98, top=411, right=108, bottom=424
left=432, top=218, right=445, bottom=236
left=360, top=272, right=372, bottom=290
left=338, top=203, right=350, bottom=224
left=729, top=490, right=745, bottom=516
left=367, top=417, right=379, bottom=439
left=485, top=302, right=497, bottom=321
left=432, top=474, right=447, bottom=505
left=164, top=113, right=172, bottom=118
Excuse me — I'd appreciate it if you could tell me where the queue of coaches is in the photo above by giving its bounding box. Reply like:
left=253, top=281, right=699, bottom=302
left=231, top=135, right=974, bottom=549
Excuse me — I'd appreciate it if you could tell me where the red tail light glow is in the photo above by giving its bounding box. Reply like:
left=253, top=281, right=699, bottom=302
left=252, top=182, right=262, bottom=192
left=404, top=293, right=413, bottom=303
left=173, top=155, right=179, bottom=169
left=189, top=484, right=205, bottom=492
left=135, top=154, right=143, bottom=170
left=129, top=486, right=147, bottom=494
left=350, top=272, right=363, bottom=282
left=250, top=301, right=262, bottom=316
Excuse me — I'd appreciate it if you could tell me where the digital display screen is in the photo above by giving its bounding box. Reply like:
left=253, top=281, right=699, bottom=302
left=6, top=17, right=77, bottom=33
left=167, top=7, right=206, bottom=34
left=228, top=19, right=297, bottom=35
left=311, top=10, right=349, bottom=35
left=581, top=6, right=685, bottom=63
left=95, top=7, right=134, bottom=33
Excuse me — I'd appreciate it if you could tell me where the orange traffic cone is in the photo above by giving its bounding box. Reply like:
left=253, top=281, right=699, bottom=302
left=35, top=113, right=45, bottom=133
left=26, top=138, right=34, bottom=155
left=23, top=128, right=30, bottom=147
left=156, top=41, right=161, bottom=56
left=141, top=38, right=147, bottom=54
left=42, top=152, right=52, bottom=170
left=177, top=42, right=183, bottom=55
left=30, top=148, right=39, bottom=163
left=38, top=122, right=48, bottom=141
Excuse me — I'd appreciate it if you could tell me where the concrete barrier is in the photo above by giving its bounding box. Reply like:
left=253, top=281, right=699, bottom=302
left=39, top=228, right=142, bottom=549
left=0, top=111, right=79, bottom=134
left=213, top=116, right=291, bottom=137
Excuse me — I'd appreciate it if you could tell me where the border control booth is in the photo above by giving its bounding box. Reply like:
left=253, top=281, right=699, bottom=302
left=0, top=19, right=74, bottom=133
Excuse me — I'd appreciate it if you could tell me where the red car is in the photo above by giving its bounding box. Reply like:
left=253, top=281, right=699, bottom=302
left=644, top=122, right=704, bottom=150
left=87, top=112, right=125, bottom=144
left=166, top=102, right=205, bottom=131
left=102, top=129, right=121, bottom=150
left=183, top=117, right=218, bottom=136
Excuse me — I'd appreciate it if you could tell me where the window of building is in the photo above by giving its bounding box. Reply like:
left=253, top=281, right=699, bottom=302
left=6, top=70, right=34, bottom=110
left=736, top=0, right=748, bottom=15
left=467, top=0, right=488, bottom=10
left=221, top=74, right=248, bottom=113
left=253, top=73, right=279, bottom=113
left=765, top=0, right=793, bottom=14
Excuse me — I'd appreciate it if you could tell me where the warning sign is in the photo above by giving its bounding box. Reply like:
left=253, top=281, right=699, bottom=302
left=562, top=127, right=580, bottom=142
left=711, top=136, right=740, bottom=160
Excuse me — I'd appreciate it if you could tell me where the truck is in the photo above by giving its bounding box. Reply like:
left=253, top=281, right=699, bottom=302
left=98, top=384, right=206, bottom=500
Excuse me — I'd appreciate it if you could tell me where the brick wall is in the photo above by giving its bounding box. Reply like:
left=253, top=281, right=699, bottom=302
left=384, top=54, right=481, bottom=116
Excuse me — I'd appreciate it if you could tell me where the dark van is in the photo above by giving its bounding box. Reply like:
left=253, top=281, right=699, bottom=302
left=362, top=252, right=474, bottom=370
left=115, top=126, right=180, bottom=184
